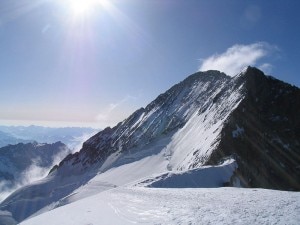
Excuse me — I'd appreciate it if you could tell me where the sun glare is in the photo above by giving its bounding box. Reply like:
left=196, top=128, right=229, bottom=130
left=60, top=0, right=112, bottom=20
left=70, top=0, right=96, bottom=16
left=68, top=0, right=110, bottom=16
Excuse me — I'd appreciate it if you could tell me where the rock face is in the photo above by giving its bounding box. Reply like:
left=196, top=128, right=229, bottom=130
left=55, top=66, right=300, bottom=190
left=208, top=67, right=300, bottom=190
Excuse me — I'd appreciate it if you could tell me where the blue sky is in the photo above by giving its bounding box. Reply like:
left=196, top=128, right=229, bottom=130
left=0, top=0, right=299, bottom=128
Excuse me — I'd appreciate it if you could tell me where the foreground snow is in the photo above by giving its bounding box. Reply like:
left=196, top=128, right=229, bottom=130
left=21, top=187, right=300, bottom=225
left=2, top=152, right=299, bottom=225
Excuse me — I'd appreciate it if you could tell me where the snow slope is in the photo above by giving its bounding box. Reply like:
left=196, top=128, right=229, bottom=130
left=21, top=187, right=300, bottom=225
left=0, top=139, right=238, bottom=223
left=138, top=159, right=238, bottom=188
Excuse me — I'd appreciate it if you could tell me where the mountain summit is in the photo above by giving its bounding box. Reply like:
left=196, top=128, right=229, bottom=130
left=1, top=67, right=299, bottom=223
left=55, top=66, right=300, bottom=189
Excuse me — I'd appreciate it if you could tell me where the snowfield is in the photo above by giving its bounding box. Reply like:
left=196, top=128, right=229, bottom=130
left=17, top=158, right=300, bottom=225
left=21, top=187, right=300, bottom=225
left=5, top=155, right=298, bottom=225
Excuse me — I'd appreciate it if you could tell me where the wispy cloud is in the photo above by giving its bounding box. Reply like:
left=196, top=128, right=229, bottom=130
left=96, top=95, right=138, bottom=123
left=199, top=42, right=277, bottom=76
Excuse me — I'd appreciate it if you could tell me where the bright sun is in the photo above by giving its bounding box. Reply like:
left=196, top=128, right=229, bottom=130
left=70, top=0, right=97, bottom=16
left=62, top=0, right=111, bottom=19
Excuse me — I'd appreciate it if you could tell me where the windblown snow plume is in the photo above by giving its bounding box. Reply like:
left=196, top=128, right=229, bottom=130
left=0, top=142, right=71, bottom=202
left=199, top=42, right=277, bottom=76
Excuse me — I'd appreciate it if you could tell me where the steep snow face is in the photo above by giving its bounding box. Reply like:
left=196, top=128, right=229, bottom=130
left=56, top=71, right=236, bottom=175
left=165, top=75, right=245, bottom=170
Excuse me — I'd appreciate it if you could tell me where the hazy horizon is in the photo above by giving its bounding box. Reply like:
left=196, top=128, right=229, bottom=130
left=0, top=119, right=102, bottom=129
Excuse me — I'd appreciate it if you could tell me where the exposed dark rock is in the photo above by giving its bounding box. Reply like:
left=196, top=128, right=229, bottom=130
left=207, top=67, right=300, bottom=190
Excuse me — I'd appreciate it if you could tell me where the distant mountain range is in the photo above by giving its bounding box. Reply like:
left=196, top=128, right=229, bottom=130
left=0, top=131, right=31, bottom=148
left=0, top=67, right=299, bottom=224
left=0, top=126, right=98, bottom=149
left=0, top=126, right=97, bottom=204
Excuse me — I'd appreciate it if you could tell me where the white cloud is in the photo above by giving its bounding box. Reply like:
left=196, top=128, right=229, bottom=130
left=199, top=42, right=276, bottom=76
left=95, top=95, right=138, bottom=124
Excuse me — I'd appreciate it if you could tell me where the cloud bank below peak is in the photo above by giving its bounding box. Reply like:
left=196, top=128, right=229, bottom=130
left=199, top=42, right=277, bottom=76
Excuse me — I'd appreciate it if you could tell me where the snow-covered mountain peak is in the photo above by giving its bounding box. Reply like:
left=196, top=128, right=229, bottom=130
left=55, top=70, right=236, bottom=175
left=53, top=66, right=299, bottom=183
left=1, top=67, right=299, bottom=224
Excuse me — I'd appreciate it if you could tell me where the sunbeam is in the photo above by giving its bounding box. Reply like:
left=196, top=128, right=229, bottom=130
left=63, top=0, right=111, bottom=19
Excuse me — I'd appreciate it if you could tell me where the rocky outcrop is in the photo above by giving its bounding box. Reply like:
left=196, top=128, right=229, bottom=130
left=207, top=67, right=300, bottom=190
